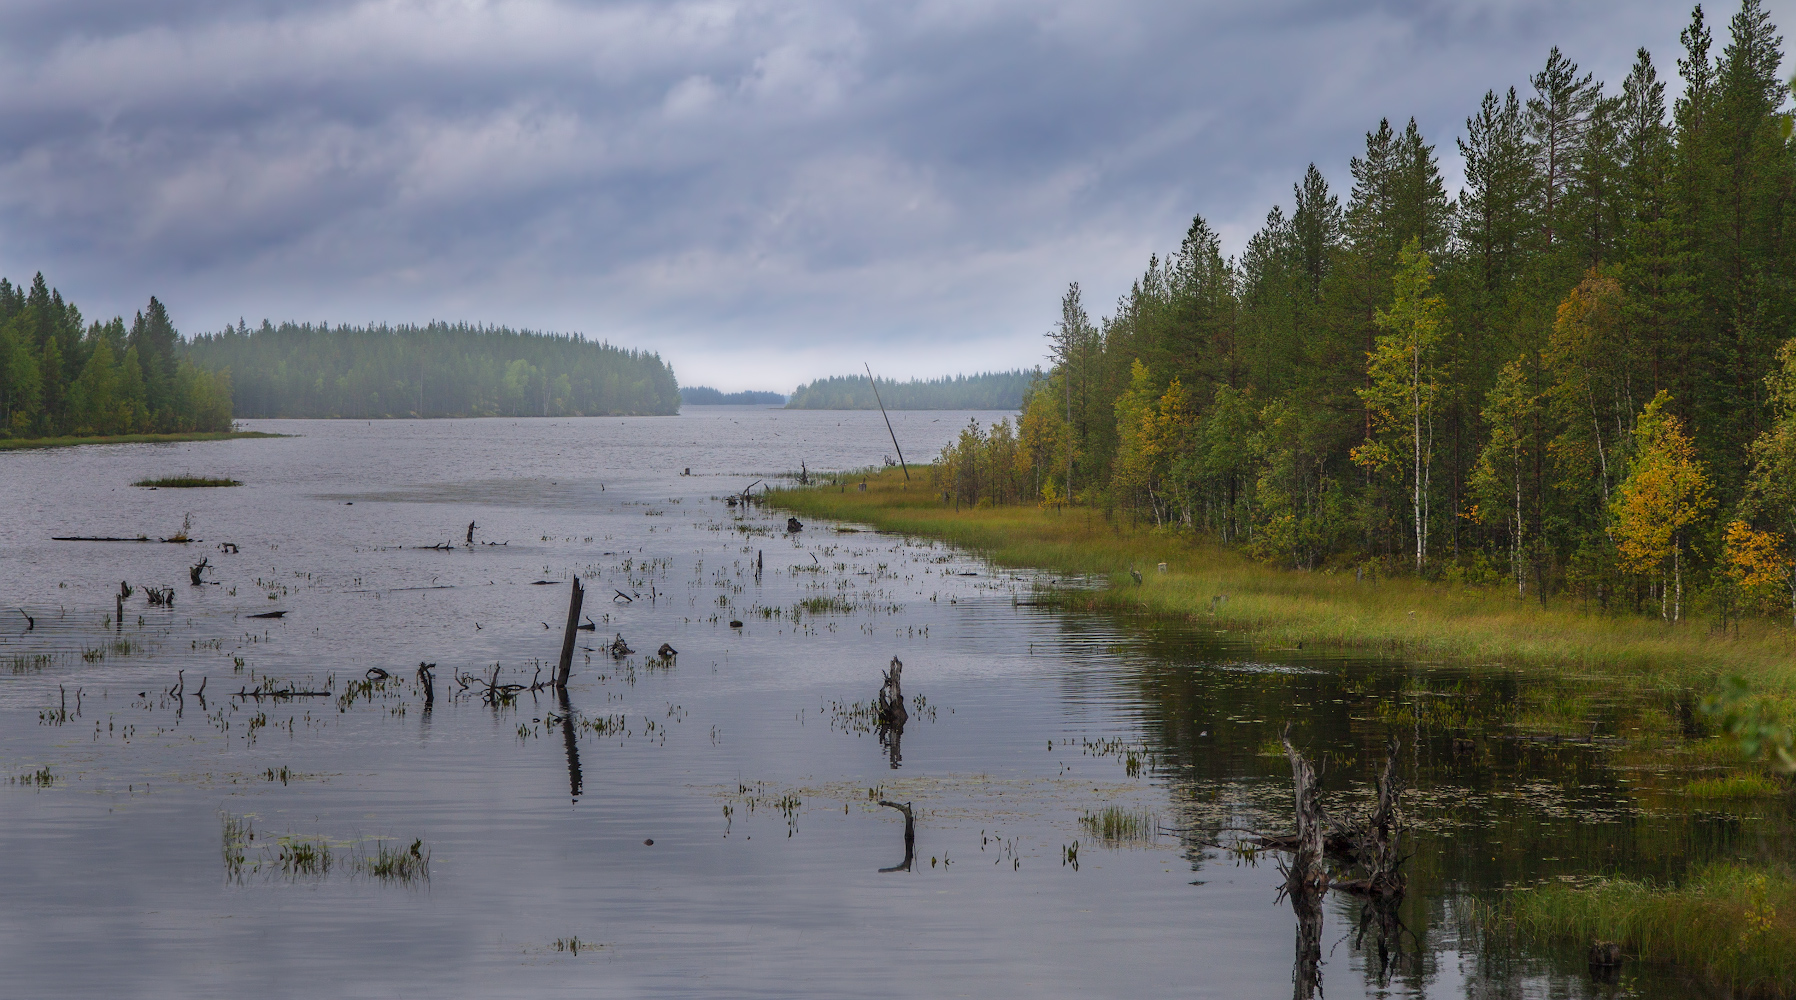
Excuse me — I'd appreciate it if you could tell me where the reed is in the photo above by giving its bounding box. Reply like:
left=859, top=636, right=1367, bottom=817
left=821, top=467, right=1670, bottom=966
left=1497, top=863, right=1796, bottom=996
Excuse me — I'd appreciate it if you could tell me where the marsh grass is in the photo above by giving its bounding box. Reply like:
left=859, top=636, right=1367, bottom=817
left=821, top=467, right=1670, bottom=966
left=356, top=839, right=429, bottom=883
left=1079, top=806, right=1156, bottom=846
left=0, top=431, right=281, bottom=451
left=1497, top=863, right=1796, bottom=996
left=222, top=812, right=428, bottom=884
left=133, top=476, right=241, bottom=488
left=1684, top=773, right=1789, bottom=799
left=770, top=471, right=1796, bottom=697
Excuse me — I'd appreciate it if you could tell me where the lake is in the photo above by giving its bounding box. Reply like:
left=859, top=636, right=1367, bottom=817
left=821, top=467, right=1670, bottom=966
left=0, top=407, right=1782, bottom=998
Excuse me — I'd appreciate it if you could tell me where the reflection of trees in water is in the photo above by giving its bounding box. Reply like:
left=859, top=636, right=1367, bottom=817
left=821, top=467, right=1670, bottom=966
left=1048, top=608, right=1781, bottom=994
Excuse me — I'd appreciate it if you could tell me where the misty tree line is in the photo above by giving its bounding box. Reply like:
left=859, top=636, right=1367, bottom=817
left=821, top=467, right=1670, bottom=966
left=787, top=370, right=1032, bottom=410
left=186, top=322, right=680, bottom=419
left=0, top=274, right=233, bottom=438
left=937, top=2, right=1796, bottom=622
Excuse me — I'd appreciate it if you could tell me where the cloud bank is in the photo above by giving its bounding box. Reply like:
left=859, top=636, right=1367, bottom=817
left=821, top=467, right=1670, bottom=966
left=1, top=0, right=1787, bottom=390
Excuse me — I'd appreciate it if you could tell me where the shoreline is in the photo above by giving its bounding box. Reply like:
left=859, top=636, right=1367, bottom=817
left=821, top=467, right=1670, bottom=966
left=769, top=469, right=1796, bottom=693
left=0, top=430, right=286, bottom=451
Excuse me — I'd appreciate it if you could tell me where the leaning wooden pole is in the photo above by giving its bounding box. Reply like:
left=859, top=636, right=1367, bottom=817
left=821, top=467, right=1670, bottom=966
left=555, top=577, right=584, bottom=690
left=866, top=363, right=909, bottom=481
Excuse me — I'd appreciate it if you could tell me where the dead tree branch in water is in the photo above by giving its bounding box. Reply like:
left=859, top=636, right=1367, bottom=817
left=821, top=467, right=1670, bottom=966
left=878, top=800, right=915, bottom=872
left=555, top=578, right=584, bottom=690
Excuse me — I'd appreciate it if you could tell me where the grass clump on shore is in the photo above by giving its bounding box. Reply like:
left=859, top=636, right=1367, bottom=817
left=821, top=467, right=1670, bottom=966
left=769, top=469, right=1796, bottom=695
left=133, top=475, right=241, bottom=488
left=0, top=430, right=281, bottom=451
left=1497, top=864, right=1796, bottom=995
left=1683, top=773, right=1789, bottom=799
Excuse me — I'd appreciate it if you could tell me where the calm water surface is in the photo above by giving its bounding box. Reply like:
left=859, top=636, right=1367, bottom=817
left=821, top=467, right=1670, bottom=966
left=2, top=408, right=1787, bottom=998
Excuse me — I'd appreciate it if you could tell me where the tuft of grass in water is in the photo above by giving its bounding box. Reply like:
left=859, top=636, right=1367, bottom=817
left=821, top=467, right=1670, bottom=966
left=276, top=835, right=332, bottom=876
left=133, top=475, right=241, bottom=488
left=1079, top=806, right=1156, bottom=846
left=222, top=813, right=257, bottom=878
left=1495, top=863, right=1796, bottom=994
left=10, top=766, right=55, bottom=787
left=1684, top=772, right=1788, bottom=799
left=552, top=937, right=594, bottom=954
left=356, top=838, right=429, bottom=883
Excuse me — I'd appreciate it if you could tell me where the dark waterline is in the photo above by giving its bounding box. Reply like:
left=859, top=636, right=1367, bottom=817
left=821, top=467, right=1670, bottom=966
left=1, top=410, right=1784, bottom=998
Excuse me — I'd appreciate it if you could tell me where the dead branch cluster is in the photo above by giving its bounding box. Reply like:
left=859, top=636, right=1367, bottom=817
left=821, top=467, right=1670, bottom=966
left=1256, top=727, right=1408, bottom=900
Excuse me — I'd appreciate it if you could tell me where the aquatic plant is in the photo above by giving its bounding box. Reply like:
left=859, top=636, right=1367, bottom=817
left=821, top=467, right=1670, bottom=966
left=1079, top=806, right=1156, bottom=846
left=1496, top=863, right=1796, bottom=995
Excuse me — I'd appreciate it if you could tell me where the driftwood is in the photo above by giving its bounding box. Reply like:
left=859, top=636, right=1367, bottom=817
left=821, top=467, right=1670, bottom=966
left=417, top=662, right=436, bottom=707
left=786, top=517, right=804, bottom=533
left=607, top=633, right=634, bottom=657
left=877, top=800, right=915, bottom=872
left=53, top=535, right=193, bottom=543
left=556, top=578, right=585, bottom=689
left=248, top=610, right=286, bottom=619
left=190, top=558, right=210, bottom=585
left=146, top=587, right=175, bottom=608
left=466, top=521, right=477, bottom=546
left=576, top=615, right=597, bottom=631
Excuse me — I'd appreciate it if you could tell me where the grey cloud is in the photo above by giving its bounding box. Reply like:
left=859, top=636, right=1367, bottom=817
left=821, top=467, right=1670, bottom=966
left=0, top=0, right=1788, bottom=391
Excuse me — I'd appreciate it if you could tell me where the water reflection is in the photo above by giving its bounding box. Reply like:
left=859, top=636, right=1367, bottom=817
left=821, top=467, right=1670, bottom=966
left=558, top=690, right=584, bottom=801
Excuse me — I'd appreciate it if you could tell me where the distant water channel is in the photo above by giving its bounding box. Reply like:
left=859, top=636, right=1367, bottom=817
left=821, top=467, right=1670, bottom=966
left=2, top=408, right=1787, bottom=998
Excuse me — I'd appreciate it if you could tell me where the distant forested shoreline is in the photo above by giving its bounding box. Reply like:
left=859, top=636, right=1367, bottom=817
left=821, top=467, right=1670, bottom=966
left=187, top=322, right=680, bottom=418
left=0, top=274, right=233, bottom=439
left=680, top=386, right=786, bottom=405
left=786, top=370, right=1032, bottom=410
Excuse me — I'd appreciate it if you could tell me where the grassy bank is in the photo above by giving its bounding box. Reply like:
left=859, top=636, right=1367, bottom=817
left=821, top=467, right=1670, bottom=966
left=1494, top=864, right=1796, bottom=996
left=0, top=431, right=282, bottom=451
left=771, top=469, right=1796, bottom=692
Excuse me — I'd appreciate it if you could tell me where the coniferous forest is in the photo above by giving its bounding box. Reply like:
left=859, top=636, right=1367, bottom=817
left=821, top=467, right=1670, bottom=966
left=938, top=2, right=1796, bottom=622
left=186, top=322, right=680, bottom=419
left=0, top=274, right=233, bottom=438
left=787, top=370, right=1033, bottom=410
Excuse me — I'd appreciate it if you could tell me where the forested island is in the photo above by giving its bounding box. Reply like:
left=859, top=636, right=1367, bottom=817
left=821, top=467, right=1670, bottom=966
left=186, top=322, right=680, bottom=418
left=932, top=3, right=1796, bottom=624
left=786, top=370, right=1032, bottom=409
left=681, top=386, right=786, bottom=405
left=0, top=275, right=233, bottom=440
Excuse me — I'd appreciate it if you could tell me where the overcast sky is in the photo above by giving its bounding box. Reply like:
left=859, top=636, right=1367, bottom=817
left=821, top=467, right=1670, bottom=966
left=1, top=0, right=1791, bottom=392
